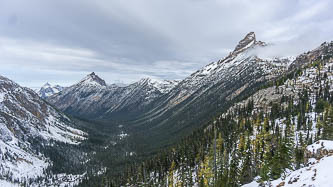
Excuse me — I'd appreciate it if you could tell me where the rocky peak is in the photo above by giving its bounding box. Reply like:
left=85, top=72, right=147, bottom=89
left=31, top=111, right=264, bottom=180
left=232, top=32, right=266, bottom=55
left=233, top=32, right=256, bottom=53
left=79, top=72, right=106, bottom=86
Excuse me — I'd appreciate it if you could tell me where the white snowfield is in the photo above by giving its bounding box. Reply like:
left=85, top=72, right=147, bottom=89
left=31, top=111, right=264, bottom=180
left=243, top=140, right=333, bottom=187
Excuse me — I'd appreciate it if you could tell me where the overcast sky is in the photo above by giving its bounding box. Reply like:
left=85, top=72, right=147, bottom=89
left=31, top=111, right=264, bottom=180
left=1, top=0, right=333, bottom=88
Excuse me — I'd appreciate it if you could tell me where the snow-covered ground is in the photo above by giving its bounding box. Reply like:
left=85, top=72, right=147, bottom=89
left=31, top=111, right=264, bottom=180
left=0, top=180, right=19, bottom=187
left=306, top=140, right=333, bottom=152
left=243, top=140, right=333, bottom=187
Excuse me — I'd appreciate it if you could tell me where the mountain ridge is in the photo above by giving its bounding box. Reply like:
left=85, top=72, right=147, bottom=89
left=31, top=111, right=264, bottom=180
left=0, top=75, right=87, bottom=185
left=115, top=38, right=333, bottom=187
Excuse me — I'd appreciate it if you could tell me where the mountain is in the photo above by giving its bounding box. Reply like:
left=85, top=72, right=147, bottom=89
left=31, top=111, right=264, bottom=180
left=126, top=32, right=291, bottom=145
left=116, top=40, right=333, bottom=186
left=48, top=72, right=179, bottom=119
left=0, top=75, right=86, bottom=186
left=49, top=32, right=291, bottom=143
left=37, top=82, right=64, bottom=99
left=77, top=72, right=107, bottom=87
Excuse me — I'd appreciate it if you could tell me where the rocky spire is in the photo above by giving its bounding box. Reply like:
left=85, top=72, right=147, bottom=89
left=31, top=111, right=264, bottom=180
left=233, top=32, right=257, bottom=53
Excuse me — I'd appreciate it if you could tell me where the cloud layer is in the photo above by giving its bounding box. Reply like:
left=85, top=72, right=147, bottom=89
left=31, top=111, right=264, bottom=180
left=0, top=0, right=333, bottom=87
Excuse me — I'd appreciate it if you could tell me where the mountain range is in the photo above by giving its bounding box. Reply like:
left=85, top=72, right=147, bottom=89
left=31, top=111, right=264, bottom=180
left=48, top=32, right=293, bottom=147
left=1, top=32, right=333, bottom=186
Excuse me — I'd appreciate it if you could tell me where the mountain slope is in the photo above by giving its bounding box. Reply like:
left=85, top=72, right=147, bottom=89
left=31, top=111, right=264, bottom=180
left=126, top=32, right=291, bottom=146
left=48, top=72, right=179, bottom=119
left=37, top=82, right=64, bottom=99
left=0, top=75, right=86, bottom=185
left=112, top=41, right=333, bottom=186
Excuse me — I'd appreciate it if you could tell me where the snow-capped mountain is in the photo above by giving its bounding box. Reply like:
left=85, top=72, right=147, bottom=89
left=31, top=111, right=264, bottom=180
left=0, top=75, right=86, bottom=185
left=121, top=39, right=333, bottom=186
left=37, top=82, right=64, bottom=99
left=126, top=32, right=292, bottom=141
left=163, top=32, right=286, bottom=107
left=48, top=32, right=294, bottom=145
left=48, top=72, right=179, bottom=119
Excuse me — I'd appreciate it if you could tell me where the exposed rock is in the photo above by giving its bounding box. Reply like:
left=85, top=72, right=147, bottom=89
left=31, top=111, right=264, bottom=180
left=276, top=181, right=285, bottom=186
left=304, top=140, right=333, bottom=163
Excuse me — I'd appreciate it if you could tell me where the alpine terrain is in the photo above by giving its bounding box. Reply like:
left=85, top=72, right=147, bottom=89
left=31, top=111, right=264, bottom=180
left=1, top=32, right=333, bottom=187
left=108, top=39, right=333, bottom=186
left=0, top=75, right=87, bottom=186
left=49, top=32, right=293, bottom=149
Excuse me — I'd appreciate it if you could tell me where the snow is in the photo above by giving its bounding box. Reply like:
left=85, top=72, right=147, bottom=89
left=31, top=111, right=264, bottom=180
left=243, top=181, right=260, bottom=187
left=307, top=140, right=333, bottom=153
left=243, top=156, right=333, bottom=187
left=0, top=75, right=87, bottom=186
left=39, top=114, right=87, bottom=144
left=119, top=131, right=128, bottom=140
left=81, top=79, right=103, bottom=86
left=78, top=72, right=106, bottom=87
left=240, top=39, right=255, bottom=52
left=0, top=180, right=19, bottom=187
left=0, top=139, right=50, bottom=183
left=200, top=62, right=219, bottom=75
left=243, top=140, right=333, bottom=187
left=37, top=82, right=64, bottom=98
left=0, top=92, right=5, bottom=102
left=150, top=79, right=179, bottom=93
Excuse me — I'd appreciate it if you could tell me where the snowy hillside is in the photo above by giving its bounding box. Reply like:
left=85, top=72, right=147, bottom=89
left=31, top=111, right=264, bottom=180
left=243, top=140, right=333, bottom=187
left=37, top=82, right=64, bottom=99
left=0, top=75, right=86, bottom=186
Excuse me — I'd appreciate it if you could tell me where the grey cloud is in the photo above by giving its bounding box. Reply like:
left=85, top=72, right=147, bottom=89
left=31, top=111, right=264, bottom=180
left=0, top=0, right=332, bottom=87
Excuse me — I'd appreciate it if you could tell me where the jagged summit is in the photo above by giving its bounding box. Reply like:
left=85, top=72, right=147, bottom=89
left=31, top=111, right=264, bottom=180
left=232, top=32, right=266, bottom=55
left=79, top=72, right=106, bottom=86
left=233, top=32, right=256, bottom=52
